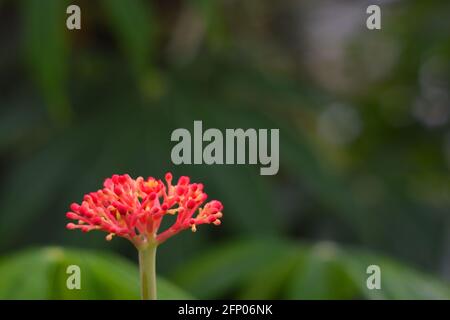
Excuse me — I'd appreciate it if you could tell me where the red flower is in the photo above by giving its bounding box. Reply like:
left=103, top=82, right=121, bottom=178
left=66, top=173, right=223, bottom=247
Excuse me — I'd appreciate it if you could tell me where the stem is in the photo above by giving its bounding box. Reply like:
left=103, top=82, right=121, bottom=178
left=138, top=244, right=158, bottom=300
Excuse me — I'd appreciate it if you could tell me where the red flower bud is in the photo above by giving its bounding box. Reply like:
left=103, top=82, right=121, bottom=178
left=70, top=203, right=80, bottom=212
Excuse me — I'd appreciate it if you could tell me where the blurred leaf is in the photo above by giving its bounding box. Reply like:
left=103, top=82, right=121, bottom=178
left=172, top=239, right=450, bottom=299
left=340, top=249, right=450, bottom=300
left=188, top=0, right=228, bottom=50
left=0, top=247, right=192, bottom=299
left=172, top=238, right=290, bottom=298
left=22, top=0, right=71, bottom=123
left=238, top=245, right=300, bottom=299
left=286, top=243, right=360, bottom=299
left=101, top=0, right=155, bottom=77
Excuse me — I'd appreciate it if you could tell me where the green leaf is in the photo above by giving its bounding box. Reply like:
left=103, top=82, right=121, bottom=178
left=101, top=0, right=155, bottom=76
left=171, top=238, right=290, bottom=298
left=340, top=248, right=450, bottom=300
left=238, top=245, right=300, bottom=299
left=0, top=247, right=193, bottom=299
left=172, top=239, right=450, bottom=299
left=188, top=0, right=228, bottom=50
left=286, top=243, right=360, bottom=299
left=22, top=0, right=71, bottom=123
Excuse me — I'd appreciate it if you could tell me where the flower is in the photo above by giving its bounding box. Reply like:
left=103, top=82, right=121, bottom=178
left=66, top=173, right=223, bottom=247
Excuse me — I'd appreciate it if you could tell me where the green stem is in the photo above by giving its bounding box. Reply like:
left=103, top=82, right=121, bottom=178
left=138, top=244, right=157, bottom=300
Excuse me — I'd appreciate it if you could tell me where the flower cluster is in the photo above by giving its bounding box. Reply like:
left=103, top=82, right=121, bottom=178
left=66, top=173, right=223, bottom=246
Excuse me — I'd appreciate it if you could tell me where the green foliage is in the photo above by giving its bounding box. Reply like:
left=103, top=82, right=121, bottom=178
left=1, top=242, right=447, bottom=300
left=100, top=0, right=156, bottom=76
left=22, top=0, right=71, bottom=123
left=172, top=239, right=450, bottom=299
left=0, top=247, right=192, bottom=299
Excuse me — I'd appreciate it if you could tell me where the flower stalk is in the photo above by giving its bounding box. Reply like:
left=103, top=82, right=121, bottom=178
left=138, top=243, right=158, bottom=300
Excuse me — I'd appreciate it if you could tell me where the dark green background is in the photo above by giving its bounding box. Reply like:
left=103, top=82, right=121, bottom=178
left=0, top=0, right=449, bottom=299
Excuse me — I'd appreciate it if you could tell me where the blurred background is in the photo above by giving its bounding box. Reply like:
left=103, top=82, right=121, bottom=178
left=0, top=0, right=449, bottom=299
